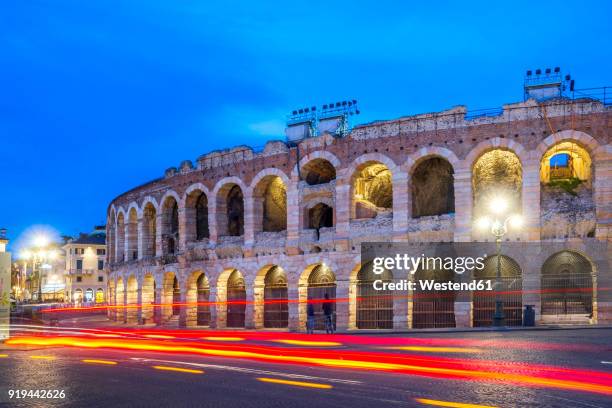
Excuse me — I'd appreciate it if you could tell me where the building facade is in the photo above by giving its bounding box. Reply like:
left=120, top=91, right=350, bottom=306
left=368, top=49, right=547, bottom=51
left=63, top=226, right=107, bottom=305
left=106, top=95, right=611, bottom=330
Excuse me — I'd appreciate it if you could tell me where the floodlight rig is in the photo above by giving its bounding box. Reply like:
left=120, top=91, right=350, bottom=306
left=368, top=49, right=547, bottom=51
left=285, top=100, right=360, bottom=145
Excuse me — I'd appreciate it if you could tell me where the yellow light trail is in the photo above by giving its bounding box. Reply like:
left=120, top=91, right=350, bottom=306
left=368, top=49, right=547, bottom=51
left=29, top=355, right=55, bottom=360
left=203, top=336, right=245, bottom=341
left=390, top=346, right=482, bottom=354
left=143, top=334, right=176, bottom=339
left=152, top=365, right=204, bottom=374
left=257, top=377, right=333, bottom=389
left=0, top=354, right=8, bottom=358
left=82, top=359, right=118, bottom=365
left=272, top=339, right=341, bottom=347
left=415, top=398, right=498, bottom=408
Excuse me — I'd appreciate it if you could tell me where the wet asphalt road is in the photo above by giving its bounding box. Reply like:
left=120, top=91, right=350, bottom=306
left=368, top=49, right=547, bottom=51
left=0, top=328, right=611, bottom=408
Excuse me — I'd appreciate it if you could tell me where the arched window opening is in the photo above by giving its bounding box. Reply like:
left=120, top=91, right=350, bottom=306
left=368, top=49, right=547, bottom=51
left=256, top=176, right=287, bottom=233
left=308, top=203, right=334, bottom=229
left=307, top=264, right=336, bottom=331
left=412, top=157, right=455, bottom=217
left=227, top=270, right=246, bottom=327
left=227, top=186, right=244, bottom=236
left=540, top=142, right=591, bottom=183
left=95, top=288, right=104, bottom=304
left=541, top=251, right=593, bottom=317
left=473, top=255, right=522, bottom=327
left=472, top=149, right=522, bottom=220
left=412, top=268, right=455, bottom=328
left=356, top=263, right=393, bottom=329
left=142, top=204, right=157, bottom=258
left=263, top=266, right=288, bottom=328
left=196, top=193, right=209, bottom=240
left=352, top=163, right=392, bottom=219
left=196, top=274, right=210, bottom=326
left=161, top=197, right=180, bottom=255
left=301, top=159, right=336, bottom=185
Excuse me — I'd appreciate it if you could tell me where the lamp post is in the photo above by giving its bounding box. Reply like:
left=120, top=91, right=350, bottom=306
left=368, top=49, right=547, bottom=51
left=476, top=196, right=522, bottom=327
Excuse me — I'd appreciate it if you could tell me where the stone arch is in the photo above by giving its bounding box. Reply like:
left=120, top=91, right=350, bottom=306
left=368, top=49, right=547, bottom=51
left=463, top=138, right=527, bottom=171
left=354, top=261, right=394, bottom=329
left=185, top=270, right=211, bottom=327
left=410, top=155, right=455, bottom=217
left=298, top=263, right=336, bottom=331
left=222, top=269, right=246, bottom=328
left=184, top=185, right=210, bottom=242
left=116, top=210, right=126, bottom=263
left=141, top=202, right=157, bottom=259
left=251, top=171, right=288, bottom=233
left=160, top=193, right=180, bottom=255
left=471, top=148, right=523, bottom=219
left=115, top=277, right=125, bottom=323
left=126, top=275, right=138, bottom=324
left=254, top=265, right=288, bottom=329
left=214, top=179, right=247, bottom=237
left=473, top=255, right=523, bottom=327
left=306, top=202, right=334, bottom=229
left=412, top=267, right=456, bottom=328
left=292, top=150, right=341, bottom=183
left=126, top=207, right=138, bottom=261
left=161, top=271, right=180, bottom=322
left=348, top=155, right=396, bottom=220
left=541, top=250, right=594, bottom=321
left=141, top=273, right=155, bottom=324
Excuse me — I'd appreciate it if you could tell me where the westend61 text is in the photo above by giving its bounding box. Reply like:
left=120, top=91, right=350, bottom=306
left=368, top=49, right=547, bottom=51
left=373, top=279, right=494, bottom=291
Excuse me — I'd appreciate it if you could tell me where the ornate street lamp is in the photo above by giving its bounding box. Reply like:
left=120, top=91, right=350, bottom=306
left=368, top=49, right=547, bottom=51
left=476, top=196, right=522, bottom=327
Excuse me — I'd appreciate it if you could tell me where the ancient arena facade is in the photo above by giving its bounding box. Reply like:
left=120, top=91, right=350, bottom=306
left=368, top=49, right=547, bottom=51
left=106, top=97, right=611, bottom=331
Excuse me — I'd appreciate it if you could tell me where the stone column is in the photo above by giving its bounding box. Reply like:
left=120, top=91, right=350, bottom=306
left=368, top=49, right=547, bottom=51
left=153, top=285, right=163, bottom=325
left=178, top=207, right=187, bottom=253
left=335, top=180, right=350, bottom=238
left=522, top=153, right=541, bottom=241
left=453, top=169, right=472, bottom=242
left=155, top=214, right=163, bottom=257
left=253, top=282, right=264, bottom=329
left=593, top=145, right=612, bottom=239
left=208, top=199, right=218, bottom=244
left=335, top=280, right=350, bottom=331
left=392, top=169, right=410, bottom=240
left=522, top=244, right=541, bottom=324
left=178, top=289, right=188, bottom=328
left=393, top=278, right=409, bottom=330
left=208, top=287, right=218, bottom=329
left=215, top=284, right=227, bottom=329
left=245, top=286, right=255, bottom=329
left=244, top=191, right=255, bottom=247
left=286, top=179, right=301, bottom=254
left=287, top=285, right=300, bottom=331
left=137, top=217, right=144, bottom=260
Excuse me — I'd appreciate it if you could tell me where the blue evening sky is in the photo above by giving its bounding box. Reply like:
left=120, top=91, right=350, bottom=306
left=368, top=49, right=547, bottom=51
left=1, top=1, right=611, bottom=251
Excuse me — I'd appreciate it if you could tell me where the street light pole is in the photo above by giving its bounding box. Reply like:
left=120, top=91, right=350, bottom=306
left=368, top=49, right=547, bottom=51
left=493, top=224, right=505, bottom=326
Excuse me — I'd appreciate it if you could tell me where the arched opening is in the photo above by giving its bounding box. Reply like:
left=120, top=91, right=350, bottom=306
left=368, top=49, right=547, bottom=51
left=356, top=262, right=393, bottom=329
left=226, top=269, right=246, bottom=328
left=116, top=212, right=125, bottom=262
left=472, top=149, right=522, bottom=220
left=127, top=208, right=138, bottom=261
left=85, top=288, right=94, bottom=303
left=307, top=203, right=334, bottom=229
left=95, top=288, right=104, bottom=304
left=253, top=176, right=287, bottom=233
left=412, top=157, right=455, bottom=217
left=161, top=272, right=179, bottom=321
left=185, top=190, right=209, bottom=243
left=263, top=266, right=288, bottom=328
left=115, top=278, right=125, bottom=322
left=141, top=274, right=155, bottom=324
left=540, top=142, right=595, bottom=239
left=126, top=276, right=138, bottom=323
left=541, top=251, right=593, bottom=318
left=142, top=203, right=157, bottom=258
left=412, top=268, right=455, bottom=328
left=307, top=264, right=336, bottom=331
left=351, top=162, right=392, bottom=219
left=301, top=158, right=336, bottom=185
left=196, top=273, right=211, bottom=326
left=217, top=184, right=244, bottom=237
left=161, top=196, right=179, bottom=255
left=540, top=141, right=591, bottom=183
left=74, top=288, right=83, bottom=304
left=473, top=255, right=522, bottom=327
